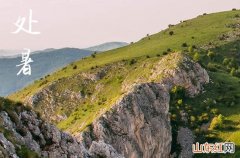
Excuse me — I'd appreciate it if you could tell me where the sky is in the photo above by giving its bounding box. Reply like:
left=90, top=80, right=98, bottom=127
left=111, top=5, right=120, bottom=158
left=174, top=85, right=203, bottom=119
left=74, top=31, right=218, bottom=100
left=0, top=0, right=240, bottom=51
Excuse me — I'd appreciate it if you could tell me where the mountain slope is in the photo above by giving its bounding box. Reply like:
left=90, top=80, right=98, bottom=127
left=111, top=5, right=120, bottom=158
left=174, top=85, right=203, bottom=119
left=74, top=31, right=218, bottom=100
left=8, top=10, right=240, bottom=157
left=0, top=52, right=208, bottom=158
left=0, top=48, right=92, bottom=96
left=10, top=10, right=239, bottom=100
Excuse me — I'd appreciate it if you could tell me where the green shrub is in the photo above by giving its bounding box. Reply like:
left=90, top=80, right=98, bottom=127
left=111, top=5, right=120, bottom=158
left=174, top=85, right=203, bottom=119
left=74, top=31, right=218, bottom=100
left=91, top=54, right=96, bottom=58
left=177, top=99, right=183, bottom=105
left=230, top=68, right=240, bottom=77
left=228, top=58, right=238, bottom=69
left=16, top=145, right=39, bottom=158
left=129, top=59, right=137, bottom=65
left=163, top=51, right=168, bottom=55
left=193, top=52, right=200, bottom=62
left=223, top=58, right=231, bottom=65
left=182, top=42, right=188, bottom=47
left=171, top=86, right=186, bottom=99
left=210, top=108, right=219, bottom=115
left=209, top=114, right=224, bottom=130
left=73, top=65, right=77, bottom=69
left=188, top=46, right=193, bottom=53
left=169, top=31, right=174, bottom=36
left=207, top=51, right=216, bottom=60
left=207, top=63, right=218, bottom=72
left=190, top=116, right=196, bottom=122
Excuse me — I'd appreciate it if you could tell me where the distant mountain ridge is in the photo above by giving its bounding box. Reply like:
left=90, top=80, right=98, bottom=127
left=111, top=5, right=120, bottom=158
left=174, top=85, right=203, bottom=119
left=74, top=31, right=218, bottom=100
left=85, top=42, right=128, bottom=52
left=0, top=42, right=127, bottom=96
left=0, top=48, right=92, bottom=96
left=0, top=42, right=128, bottom=58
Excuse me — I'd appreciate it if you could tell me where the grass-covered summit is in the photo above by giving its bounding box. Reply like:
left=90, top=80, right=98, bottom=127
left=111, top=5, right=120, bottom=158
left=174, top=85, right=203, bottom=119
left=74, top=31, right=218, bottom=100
left=9, top=10, right=240, bottom=157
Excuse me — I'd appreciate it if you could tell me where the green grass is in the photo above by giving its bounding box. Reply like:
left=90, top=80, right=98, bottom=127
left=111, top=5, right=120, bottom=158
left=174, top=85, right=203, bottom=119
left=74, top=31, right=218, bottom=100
left=9, top=10, right=240, bottom=101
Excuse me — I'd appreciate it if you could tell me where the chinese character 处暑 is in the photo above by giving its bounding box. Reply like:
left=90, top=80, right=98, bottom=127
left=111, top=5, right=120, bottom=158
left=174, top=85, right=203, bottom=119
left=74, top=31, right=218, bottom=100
left=16, top=49, right=34, bottom=76
left=12, top=9, right=40, bottom=35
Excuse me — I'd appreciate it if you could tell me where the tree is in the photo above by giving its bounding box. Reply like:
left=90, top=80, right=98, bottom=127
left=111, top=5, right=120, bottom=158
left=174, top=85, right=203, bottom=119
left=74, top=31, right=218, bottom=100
left=91, top=54, right=96, bottom=58
left=129, top=59, right=137, bottom=65
left=73, top=65, right=77, bottom=69
left=182, top=43, right=188, bottom=47
left=169, top=31, right=174, bottom=36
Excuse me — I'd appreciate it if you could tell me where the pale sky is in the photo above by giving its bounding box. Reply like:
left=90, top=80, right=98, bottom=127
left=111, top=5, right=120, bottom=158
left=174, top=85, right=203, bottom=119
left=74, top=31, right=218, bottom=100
left=0, top=0, right=240, bottom=50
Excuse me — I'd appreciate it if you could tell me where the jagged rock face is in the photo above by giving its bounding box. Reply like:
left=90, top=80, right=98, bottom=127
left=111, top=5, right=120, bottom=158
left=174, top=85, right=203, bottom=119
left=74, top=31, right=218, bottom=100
left=79, top=54, right=209, bottom=158
left=0, top=110, right=91, bottom=158
left=81, top=83, right=172, bottom=158
left=177, top=127, right=194, bottom=158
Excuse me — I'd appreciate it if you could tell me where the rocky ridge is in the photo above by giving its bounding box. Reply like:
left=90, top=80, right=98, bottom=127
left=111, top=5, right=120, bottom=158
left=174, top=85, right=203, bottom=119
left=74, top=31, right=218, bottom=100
left=0, top=53, right=209, bottom=157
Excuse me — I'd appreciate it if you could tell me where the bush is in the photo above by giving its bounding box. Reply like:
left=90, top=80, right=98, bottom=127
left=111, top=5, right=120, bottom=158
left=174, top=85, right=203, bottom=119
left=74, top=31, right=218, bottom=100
left=177, top=99, right=183, bottom=105
left=169, top=31, right=174, bottom=36
left=171, top=86, right=186, bottom=99
left=156, top=54, right=160, bottom=57
left=167, top=48, right=172, bottom=52
left=182, top=43, right=188, bottom=47
left=198, top=113, right=209, bottom=123
left=193, top=52, right=200, bottom=62
left=190, top=116, right=196, bottom=122
left=16, top=145, right=39, bottom=158
left=223, top=58, right=231, bottom=65
left=146, top=55, right=150, bottom=58
left=188, top=46, right=193, bottom=53
left=163, top=51, right=168, bottom=55
left=209, top=114, right=224, bottom=130
left=129, top=59, right=137, bottom=65
left=210, top=108, right=219, bottom=116
left=230, top=68, right=240, bottom=77
left=91, top=54, right=96, bottom=58
left=73, top=65, right=77, bottom=69
left=228, top=58, right=238, bottom=69
left=207, top=51, right=216, bottom=60
left=207, top=63, right=218, bottom=72
left=171, top=114, right=177, bottom=121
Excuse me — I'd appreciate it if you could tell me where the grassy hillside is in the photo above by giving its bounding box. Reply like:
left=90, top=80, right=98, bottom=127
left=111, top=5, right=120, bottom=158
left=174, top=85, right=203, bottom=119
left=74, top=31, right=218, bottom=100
left=8, top=10, right=240, bottom=157
left=10, top=10, right=239, bottom=100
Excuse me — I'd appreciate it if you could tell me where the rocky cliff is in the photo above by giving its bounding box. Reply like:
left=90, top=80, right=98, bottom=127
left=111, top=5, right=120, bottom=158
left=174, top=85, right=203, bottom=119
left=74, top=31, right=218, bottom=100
left=0, top=53, right=209, bottom=158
